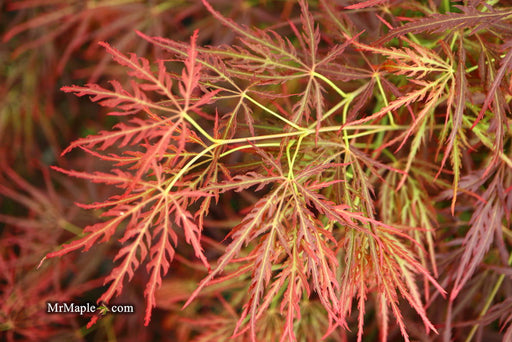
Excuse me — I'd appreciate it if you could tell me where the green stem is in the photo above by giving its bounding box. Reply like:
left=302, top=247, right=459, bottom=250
left=313, top=71, right=347, bottom=98
left=374, top=72, right=396, bottom=126
left=182, top=112, right=218, bottom=143
left=243, top=93, right=304, bottom=130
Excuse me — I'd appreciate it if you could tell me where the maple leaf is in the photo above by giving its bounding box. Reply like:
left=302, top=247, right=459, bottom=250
left=375, top=5, right=512, bottom=45
left=451, top=165, right=512, bottom=300
left=12, top=0, right=510, bottom=339
left=40, top=31, right=219, bottom=327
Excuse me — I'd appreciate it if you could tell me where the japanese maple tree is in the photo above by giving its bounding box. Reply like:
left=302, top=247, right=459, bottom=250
left=2, top=0, right=512, bottom=341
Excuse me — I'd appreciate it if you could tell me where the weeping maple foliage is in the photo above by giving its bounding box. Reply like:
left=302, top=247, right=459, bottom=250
left=2, top=0, right=512, bottom=341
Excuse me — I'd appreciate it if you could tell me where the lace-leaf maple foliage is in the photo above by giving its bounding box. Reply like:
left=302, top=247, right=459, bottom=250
left=39, top=0, right=512, bottom=341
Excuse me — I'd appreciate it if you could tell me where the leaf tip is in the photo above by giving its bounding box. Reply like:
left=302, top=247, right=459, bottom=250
left=36, top=256, right=47, bottom=269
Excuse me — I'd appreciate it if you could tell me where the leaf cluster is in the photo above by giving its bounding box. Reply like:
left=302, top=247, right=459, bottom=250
left=2, top=0, right=512, bottom=341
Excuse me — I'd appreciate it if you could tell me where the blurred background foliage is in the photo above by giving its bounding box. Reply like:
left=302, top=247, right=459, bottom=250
left=1, top=0, right=512, bottom=341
